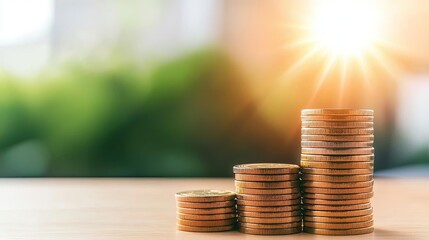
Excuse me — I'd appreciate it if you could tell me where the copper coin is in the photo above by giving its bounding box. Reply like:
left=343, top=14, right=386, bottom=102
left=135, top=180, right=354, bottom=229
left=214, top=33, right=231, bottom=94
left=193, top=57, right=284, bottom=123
left=302, top=128, right=374, bottom=136
left=303, top=198, right=370, bottom=205
left=304, top=203, right=371, bottom=211
left=304, top=219, right=373, bottom=229
left=177, top=206, right=236, bottom=215
left=301, top=115, right=374, bottom=122
left=238, top=221, right=302, bottom=229
left=303, top=192, right=374, bottom=200
left=301, top=174, right=373, bottom=182
left=236, top=187, right=299, bottom=195
left=301, top=141, right=373, bottom=148
left=301, top=168, right=373, bottom=175
left=237, top=193, right=301, bottom=201
left=177, top=200, right=235, bottom=209
left=302, top=135, right=374, bottom=142
left=233, top=163, right=300, bottom=175
left=301, top=154, right=374, bottom=162
left=237, top=198, right=301, bottom=207
left=304, top=208, right=373, bottom=217
left=301, top=148, right=374, bottom=155
left=239, top=210, right=302, bottom=218
left=177, top=218, right=236, bottom=227
left=238, top=215, right=302, bottom=224
left=235, top=180, right=299, bottom=189
left=239, top=227, right=302, bottom=235
left=235, top=174, right=299, bottom=182
left=177, top=224, right=235, bottom=232
left=302, top=186, right=373, bottom=194
left=302, top=121, right=373, bottom=129
left=175, top=190, right=235, bottom=202
left=237, top=205, right=301, bottom=213
left=303, top=226, right=374, bottom=235
left=301, top=180, right=373, bottom=189
left=301, top=109, right=374, bottom=116
left=177, top=213, right=236, bottom=221
left=300, top=161, right=373, bottom=169
left=304, top=215, right=373, bottom=223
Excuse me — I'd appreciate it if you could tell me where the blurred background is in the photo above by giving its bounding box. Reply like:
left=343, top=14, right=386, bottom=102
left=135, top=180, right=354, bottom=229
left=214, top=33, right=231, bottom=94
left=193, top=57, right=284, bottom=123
left=0, top=0, right=428, bottom=177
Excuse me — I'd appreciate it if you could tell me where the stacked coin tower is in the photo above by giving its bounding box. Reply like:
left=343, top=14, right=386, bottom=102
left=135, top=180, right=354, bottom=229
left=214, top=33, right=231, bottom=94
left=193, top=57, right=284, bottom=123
left=175, top=190, right=237, bottom=232
left=300, top=109, right=374, bottom=235
left=233, top=163, right=302, bottom=235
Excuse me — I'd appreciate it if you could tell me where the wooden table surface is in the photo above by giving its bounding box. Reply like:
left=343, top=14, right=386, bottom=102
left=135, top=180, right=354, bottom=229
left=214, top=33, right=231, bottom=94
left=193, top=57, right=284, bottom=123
left=0, top=178, right=427, bottom=240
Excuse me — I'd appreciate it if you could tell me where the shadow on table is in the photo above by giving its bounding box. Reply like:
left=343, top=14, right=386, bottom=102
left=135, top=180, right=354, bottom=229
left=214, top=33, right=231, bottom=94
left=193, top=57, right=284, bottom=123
left=375, top=228, right=415, bottom=239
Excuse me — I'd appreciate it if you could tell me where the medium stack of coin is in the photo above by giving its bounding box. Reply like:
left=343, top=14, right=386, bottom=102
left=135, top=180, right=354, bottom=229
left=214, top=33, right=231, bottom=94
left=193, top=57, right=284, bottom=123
left=175, top=190, right=237, bottom=232
left=301, top=109, right=374, bottom=235
left=233, top=163, right=302, bottom=235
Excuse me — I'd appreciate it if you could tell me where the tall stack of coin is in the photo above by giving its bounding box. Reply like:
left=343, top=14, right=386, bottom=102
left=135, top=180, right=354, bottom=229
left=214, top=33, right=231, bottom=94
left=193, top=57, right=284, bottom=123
left=300, top=109, right=374, bottom=235
left=233, top=163, right=302, bottom=235
left=175, top=190, right=237, bottom=232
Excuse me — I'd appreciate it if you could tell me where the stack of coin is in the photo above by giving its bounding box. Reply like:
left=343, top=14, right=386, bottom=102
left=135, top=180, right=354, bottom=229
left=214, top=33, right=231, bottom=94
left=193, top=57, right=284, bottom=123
left=233, top=163, right=302, bottom=235
left=175, top=190, right=237, bottom=232
left=300, top=109, right=374, bottom=235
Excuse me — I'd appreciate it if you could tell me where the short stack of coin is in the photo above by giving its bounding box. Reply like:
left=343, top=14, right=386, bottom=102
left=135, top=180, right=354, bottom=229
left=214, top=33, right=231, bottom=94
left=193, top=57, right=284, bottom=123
left=300, top=109, right=374, bottom=235
left=175, top=190, right=237, bottom=232
left=233, top=163, right=302, bottom=235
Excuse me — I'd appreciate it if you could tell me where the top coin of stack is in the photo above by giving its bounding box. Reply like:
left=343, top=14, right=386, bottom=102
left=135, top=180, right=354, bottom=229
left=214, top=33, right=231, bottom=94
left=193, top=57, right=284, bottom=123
left=300, top=109, right=374, bottom=236
left=175, top=190, right=237, bottom=232
left=233, top=163, right=302, bottom=235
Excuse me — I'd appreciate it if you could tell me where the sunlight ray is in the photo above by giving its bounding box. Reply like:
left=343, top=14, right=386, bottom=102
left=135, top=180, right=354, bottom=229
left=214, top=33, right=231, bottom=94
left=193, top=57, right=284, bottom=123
left=306, top=53, right=337, bottom=107
left=280, top=45, right=323, bottom=80
left=338, top=56, right=349, bottom=107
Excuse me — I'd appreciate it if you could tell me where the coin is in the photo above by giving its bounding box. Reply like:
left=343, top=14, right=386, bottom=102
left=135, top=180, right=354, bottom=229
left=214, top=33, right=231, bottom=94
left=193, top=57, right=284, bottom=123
left=301, top=115, right=374, bottom=122
left=238, top=221, right=302, bottom=229
left=301, top=109, right=374, bottom=116
left=304, top=215, right=373, bottom=223
left=302, top=186, right=373, bottom=194
left=233, top=163, right=300, bottom=174
left=175, top=190, right=235, bottom=202
left=177, top=213, right=236, bottom=221
left=177, top=218, right=236, bottom=227
left=301, top=141, right=373, bottom=148
left=304, top=220, right=373, bottom=229
left=237, top=198, right=301, bottom=207
left=239, top=210, right=302, bottom=218
left=177, top=224, right=235, bottom=232
left=301, top=174, right=373, bottom=182
left=239, top=227, right=302, bottom=235
left=238, top=215, right=302, bottom=224
left=235, top=174, right=299, bottom=182
left=302, top=121, right=373, bottom=128
left=301, top=154, right=374, bottom=162
left=236, top=187, right=299, bottom=195
left=302, top=134, right=374, bottom=142
left=303, top=226, right=374, bottom=235
left=302, top=128, right=374, bottom=135
left=303, top=198, right=370, bottom=205
left=237, top=193, right=301, bottom=201
left=177, top=200, right=235, bottom=209
left=301, top=180, right=373, bottom=189
left=177, top=206, right=236, bottom=215
left=304, top=203, right=371, bottom=211
left=300, top=161, right=373, bottom=169
left=235, top=180, right=299, bottom=189
left=303, top=192, right=374, bottom=200
left=301, top=168, right=373, bottom=175
left=304, top=208, right=373, bottom=217
left=237, top=205, right=301, bottom=213
left=301, top=148, right=374, bottom=155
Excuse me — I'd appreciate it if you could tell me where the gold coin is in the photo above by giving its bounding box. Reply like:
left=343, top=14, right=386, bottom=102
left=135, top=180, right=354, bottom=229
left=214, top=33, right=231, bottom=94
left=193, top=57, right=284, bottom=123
left=239, top=210, right=301, bottom=218
left=237, top=198, right=301, bottom=207
left=233, top=163, right=300, bottom=174
left=301, top=180, right=373, bottom=189
left=238, top=215, right=302, bottom=224
left=236, top=187, right=299, bottom=195
left=304, top=203, right=371, bottom=211
left=177, top=218, right=236, bottom=227
left=302, top=121, right=373, bottom=129
left=177, top=224, right=235, bottom=232
left=177, top=206, right=236, bottom=215
left=304, top=215, right=373, bottom=223
left=301, top=148, right=374, bottom=155
left=302, top=186, right=373, bottom=194
left=300, top=161, right=373, bottom=169
left=301, top=109, right=374, bottom=116
left=302, top=128, right=374, bottom=136
left=303, top=198, right=370, bottom=205
left=177, top=213, right=236, bottom=221
left=237, top=193, right=301, bottom=201
left=238, top=221, right=302, bottom=229
left=237, top=205, right=301, bottom=213
left=301, top=173, right=373, bottom=182
left=302, top=154, right=374, bottom=162
left=302, top=135, right=374, bottom=142
left=239, top=227, right=302, bottom=235
left=301, top=141, right=373, bottom=148
left=175, top=190, right=235, bottom=202
left=303, top=226, right=374, bottom=235
left=235, top=180, right=299, bottom=189
left=301, top=168, right=373, bottom=175
left=235, top=173, right=299, bottom=182
left=304, top=220, right=373, bottom=229
left=301, top=115, right=374, bottom=122
left=177, top=200, right=235, bottom=209
left=303, top=192, right=374, bottom=200
left=304, top=208, right=373, bottom=217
